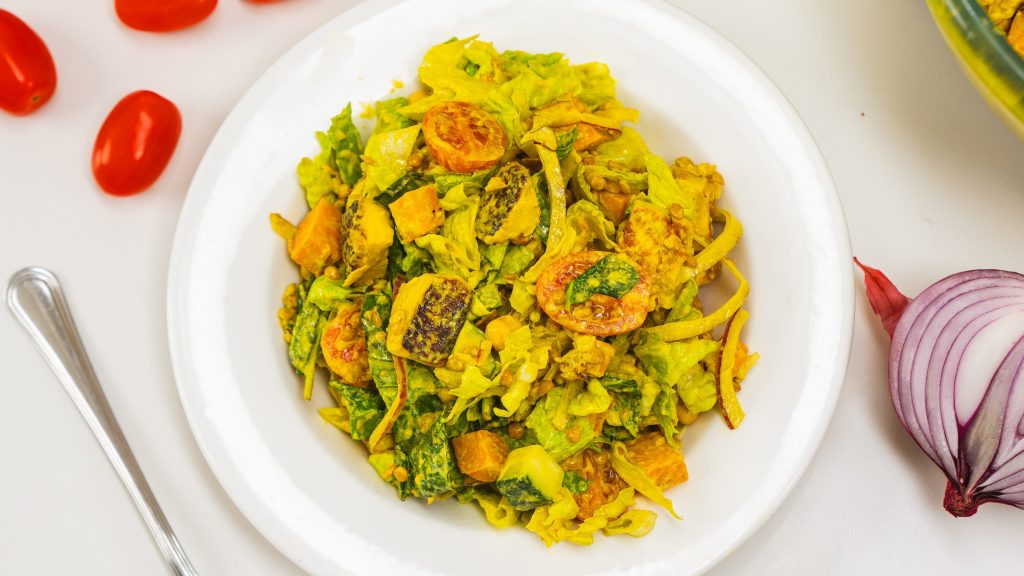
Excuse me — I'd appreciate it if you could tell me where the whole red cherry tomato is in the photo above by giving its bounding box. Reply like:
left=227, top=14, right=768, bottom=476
left=115, top=0, right=218, bottom=32
left=92, top=91, right=182, bottom=196
left=0, top=9, right=57, bottom=115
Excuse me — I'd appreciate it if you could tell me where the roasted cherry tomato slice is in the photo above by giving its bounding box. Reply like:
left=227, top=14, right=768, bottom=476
left=0, top=9, right=56, bottom=116
left=422, top=101, right=506, bottom=173
left=92, top=90, right=181, bottom=196
left=115, top=0, right=218, bottom=32
left=535, top=250, right=651, bottom=336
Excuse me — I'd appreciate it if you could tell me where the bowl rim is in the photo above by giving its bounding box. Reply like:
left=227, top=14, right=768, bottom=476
left=928, top=0, right=1024, bottom=119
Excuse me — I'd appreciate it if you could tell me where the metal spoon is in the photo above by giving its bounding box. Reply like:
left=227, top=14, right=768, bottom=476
left=6, top=267, right=199, bottom=576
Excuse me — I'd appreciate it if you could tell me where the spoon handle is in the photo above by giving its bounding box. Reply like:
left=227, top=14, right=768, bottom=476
left=6, top=267, right=198, bottom=576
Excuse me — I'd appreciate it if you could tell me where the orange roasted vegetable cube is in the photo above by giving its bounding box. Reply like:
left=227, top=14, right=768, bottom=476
left=572, top=122, right=618, bottom=152
left=388, top=184, right=445, bottom=243
left=625, top=432, right=688, bottom=490
left=596, top=191, right=631, bottom=225
left=451, top=429, right=509, bottom=483
left=288, top=198, right=343, bottom=275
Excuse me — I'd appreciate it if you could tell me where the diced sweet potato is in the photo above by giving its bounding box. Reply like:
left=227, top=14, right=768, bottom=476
left=596, top=191, right=631, bottom=225
left=452, top=429, right=509, bottom=482
left=625, top=432, right=688, bottom=490
left=288, top=198, right=343, bottom=274
left=573, top=122, right=618, bottom=152
left=388, top=184, right=445, bottom=243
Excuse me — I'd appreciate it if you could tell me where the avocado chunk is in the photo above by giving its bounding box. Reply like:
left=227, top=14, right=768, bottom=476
left=495, top=445, right=565, bottom=510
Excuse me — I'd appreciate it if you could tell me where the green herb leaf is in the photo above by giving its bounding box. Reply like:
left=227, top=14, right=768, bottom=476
left=565, top=255, right=640, bottom=305
left=562, top=471, right=590, bottom=494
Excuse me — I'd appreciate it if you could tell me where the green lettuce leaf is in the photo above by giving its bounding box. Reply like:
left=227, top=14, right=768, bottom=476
left=434, top=168, right=494, bottom=196
left=568, top=379, right=612, bottom=416
left=525, top=387, right=600, bottom=461
left=329, top=379, right=386, bottom=440
left=374, top=97, right=414, bottom=134
left=666, top=279, right=700, bottom=323
left=500, top=244, right=539, bottom=277
left=296, top=103, right=363, bottom=208
left=677, top=366, right=718, bottom=414
left=305, top=275, right=361, bottom=311
left=594, top=126, right=648, bottom=171
left=362, top=124, right=421, bottom=191
left=288, top=297, right=326, bottom=391
left=573, top=62, right=616, bottom=108
left=533, top=173, right=551, bottom=243
left=555, top=126, right=578, bottom=160
left=645, top=152, right=694, bottom=219
left=634, top=333, right=720, bottom=392
left=601, top=375, right=642, bottom=436
left=376, top=171, right=431, bottom=205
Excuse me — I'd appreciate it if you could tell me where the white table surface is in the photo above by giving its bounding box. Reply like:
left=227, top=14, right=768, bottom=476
left=2, top=0, right=1023, bottom=574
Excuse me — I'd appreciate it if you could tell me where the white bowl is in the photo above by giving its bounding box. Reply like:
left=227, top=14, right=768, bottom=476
left=167, top=0, right=854, bottom=574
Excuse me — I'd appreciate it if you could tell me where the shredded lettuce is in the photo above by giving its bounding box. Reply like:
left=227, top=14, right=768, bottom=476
left=305, top=275, right=361, bottom=311
left=523, top=200, right=616, bottom=282
left=444, top=365, right=500, bottom=423
left=645, top=152, right=693, bottom=219
left=594, top=126, right=648, bottom=171
left=274, top=35, right=757, bottom=546
left=525, top=387, right=601, bottom=460
left=296, top=103, right=363, bottom=208
left=362, top=124, right=421, bottom=191
left=373, top=97, right=414, bottom=134
left=493, top=326, right=549, bottom=417
left=610, top=442, right=680, bottom=519
left=568, top=379, right=612, bottom=416
left=526, top=487, right=654, bottom=546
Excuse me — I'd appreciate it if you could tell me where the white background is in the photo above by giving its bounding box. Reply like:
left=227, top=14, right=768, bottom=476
left=1, top=0, right=1022, bottom=574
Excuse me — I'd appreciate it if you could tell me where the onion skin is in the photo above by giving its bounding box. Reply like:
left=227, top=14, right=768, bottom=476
left=854, top=258, right=909, bottom=337
left=857, top=259, right=1024, bottom=518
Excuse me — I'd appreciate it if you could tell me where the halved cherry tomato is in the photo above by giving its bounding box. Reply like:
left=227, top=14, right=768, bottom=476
left=115, top=0, right=217, bottom=33
left=321, top=301, right=371, bottom=386
left=535, top=250, right=651, bottom=336
left=0, top=9, right=56, bottom=116
left=422, top=101, right=506, bottom=173
left=92, top=90, right=181, bottom=196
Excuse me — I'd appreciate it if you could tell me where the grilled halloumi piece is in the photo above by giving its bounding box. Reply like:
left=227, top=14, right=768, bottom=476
left=341, top=195, right=393, bottom=286
left=476, top=162, right=540, bottom=245
left=386, top=274, right=472, bottom=366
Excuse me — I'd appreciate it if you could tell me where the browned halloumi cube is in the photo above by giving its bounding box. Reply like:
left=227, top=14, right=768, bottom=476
left=386, top=274, right=472, bottom=366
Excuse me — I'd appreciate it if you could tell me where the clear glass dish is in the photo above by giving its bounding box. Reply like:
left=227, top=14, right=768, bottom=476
left=927, top=0, right=1024, bottom=137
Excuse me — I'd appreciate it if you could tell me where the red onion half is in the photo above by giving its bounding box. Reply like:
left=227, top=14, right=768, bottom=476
left=856, top=259, right=1024, bottom=517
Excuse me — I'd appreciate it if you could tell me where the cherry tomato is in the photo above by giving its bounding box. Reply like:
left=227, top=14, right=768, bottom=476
left=92, top=90, right=181, bottom=196
left=535, top=251, right=651, bottom=336
left=422, top=101, right=506, bottom=173
left=115, top=0, right=217, bottom=33
left=0, top=9, right=57, bottom=116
